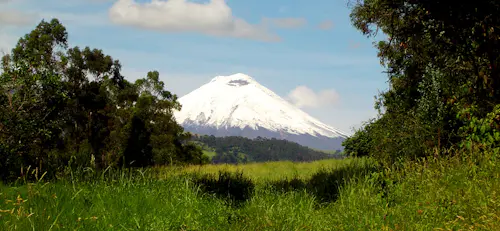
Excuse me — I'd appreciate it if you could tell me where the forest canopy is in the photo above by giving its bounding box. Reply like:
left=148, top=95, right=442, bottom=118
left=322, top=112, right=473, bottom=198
left=192, top=135, right=341, bottom=164
left=0, top=19, right=208, bottom=182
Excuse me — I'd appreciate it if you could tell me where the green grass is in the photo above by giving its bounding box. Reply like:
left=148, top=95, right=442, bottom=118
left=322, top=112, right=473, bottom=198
left=1, top=153, right=500, bottom=230
left=178, top=158, right=353, bottom=182
left=191, top=141, right=217, bottom=158
left=202, top=150, right=217, bottom=158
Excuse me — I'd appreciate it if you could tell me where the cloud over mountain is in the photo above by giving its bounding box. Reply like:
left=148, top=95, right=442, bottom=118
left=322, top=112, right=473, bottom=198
left=108, top=0, right=282, bottom=42
left=287, top=86, right=340, bottom=109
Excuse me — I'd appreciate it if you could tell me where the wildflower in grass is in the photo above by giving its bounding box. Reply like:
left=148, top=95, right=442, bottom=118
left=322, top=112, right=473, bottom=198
left=418, top=210, right=423, bottom=214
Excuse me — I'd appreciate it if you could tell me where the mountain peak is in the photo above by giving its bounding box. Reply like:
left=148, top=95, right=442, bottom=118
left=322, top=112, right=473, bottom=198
left=174, top=73, right=349, bottom=150
left=210, top=73, right=255, bottom=86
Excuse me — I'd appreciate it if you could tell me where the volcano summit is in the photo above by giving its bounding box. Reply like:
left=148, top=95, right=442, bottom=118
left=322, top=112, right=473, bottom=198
left=173, top=73, right=349, bottom=151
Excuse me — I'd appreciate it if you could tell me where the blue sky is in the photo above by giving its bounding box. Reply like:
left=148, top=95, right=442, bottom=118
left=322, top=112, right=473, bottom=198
left=0, top=0, right=388, bottom=133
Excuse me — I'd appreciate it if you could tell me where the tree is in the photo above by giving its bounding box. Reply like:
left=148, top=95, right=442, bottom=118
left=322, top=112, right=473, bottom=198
left=0, top=19, right=208, bottom=182
left=0, top=19, right=69, bottom=180
left=345, top=0, right=500, bottom=160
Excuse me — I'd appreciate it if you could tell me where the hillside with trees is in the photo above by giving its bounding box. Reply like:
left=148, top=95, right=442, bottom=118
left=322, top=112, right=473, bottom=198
left=0, top=19, right=208, bottom=182
left=191, top=135, right=342, bottom=164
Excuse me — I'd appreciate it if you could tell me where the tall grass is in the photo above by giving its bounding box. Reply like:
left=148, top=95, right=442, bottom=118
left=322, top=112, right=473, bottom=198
left=178, top=158, right=353, bottom=182
left=1, top=153, right=499, bottom=230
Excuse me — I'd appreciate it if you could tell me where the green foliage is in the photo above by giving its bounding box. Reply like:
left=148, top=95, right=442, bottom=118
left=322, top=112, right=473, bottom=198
left=345, top=0, right=500, bottom=161
left=0, top=19, right=207, bottom=182
left=458, top=104, right=500, bottom=153
left=344, top=112, right=438, bottom=162
left=194, top=135, right=341, bottom=164
left=342, top=119, right=376, bottom=157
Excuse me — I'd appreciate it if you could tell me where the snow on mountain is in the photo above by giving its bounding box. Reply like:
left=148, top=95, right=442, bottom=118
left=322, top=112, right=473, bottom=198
left=173, top=73, right=349, bottom=150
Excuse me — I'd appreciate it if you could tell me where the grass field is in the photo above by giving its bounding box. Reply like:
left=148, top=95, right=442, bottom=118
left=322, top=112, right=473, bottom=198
left=1, top=153, right=500, bottom=230
left=178, top=158, right=353, bottom=182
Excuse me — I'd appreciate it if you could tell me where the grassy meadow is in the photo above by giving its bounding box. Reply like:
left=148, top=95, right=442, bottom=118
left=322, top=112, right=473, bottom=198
left=1, top=153, right=500, bottom=230
left=178, top=158, right=353, bottom=182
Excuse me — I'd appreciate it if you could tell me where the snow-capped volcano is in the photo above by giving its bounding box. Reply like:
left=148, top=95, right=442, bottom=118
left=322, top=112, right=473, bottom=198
left=174, top=73, right=349, bottom=150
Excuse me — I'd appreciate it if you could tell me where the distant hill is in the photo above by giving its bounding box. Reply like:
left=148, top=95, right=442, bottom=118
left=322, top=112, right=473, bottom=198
left=191, top=135, right=343, bottom=164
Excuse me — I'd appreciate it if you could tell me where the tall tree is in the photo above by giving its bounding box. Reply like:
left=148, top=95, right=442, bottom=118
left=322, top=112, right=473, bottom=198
left=0, top=19, right=207, bottom=182
left=0, top=19, right=69, bottom=179
left=344, top=0, right=500, bottom=160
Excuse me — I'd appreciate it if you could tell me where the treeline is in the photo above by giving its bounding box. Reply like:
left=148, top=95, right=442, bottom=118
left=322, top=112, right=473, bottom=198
left=192, top=135, right=342, bottom=164
left=343, top=1, right=500, bottom=161
left=0, top=19, right=207, bottom=182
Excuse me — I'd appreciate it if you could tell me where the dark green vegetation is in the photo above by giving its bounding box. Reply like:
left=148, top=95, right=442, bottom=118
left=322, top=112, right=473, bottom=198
left=0, top=19, right=208, bottom=182
left=1, top=156, right=499, bottom=230
left=192, top=135, right=343, bottom=164
left=343, top=0, right=500, bottom=161
left=2, top=0, right=500, bottom=229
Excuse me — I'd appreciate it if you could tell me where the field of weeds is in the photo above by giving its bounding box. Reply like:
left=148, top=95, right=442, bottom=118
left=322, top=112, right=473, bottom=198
left=1, top=155, right=500, bottom=230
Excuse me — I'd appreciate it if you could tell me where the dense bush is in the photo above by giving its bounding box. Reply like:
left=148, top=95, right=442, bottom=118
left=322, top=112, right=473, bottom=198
left=458, top=105, right=500, bottom=153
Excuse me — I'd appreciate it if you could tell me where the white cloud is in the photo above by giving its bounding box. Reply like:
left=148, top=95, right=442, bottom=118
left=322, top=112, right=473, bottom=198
left=108, top=0, right=281, bottom=42
left=287, top=86, right=340, bottom=109
left=37, top=11, right=109, bottom=27
left=263, top=17, right=307, bottom=29
left=317, top=20, right=334, bottom=30
left=0, top=10, right=38, bottom=26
